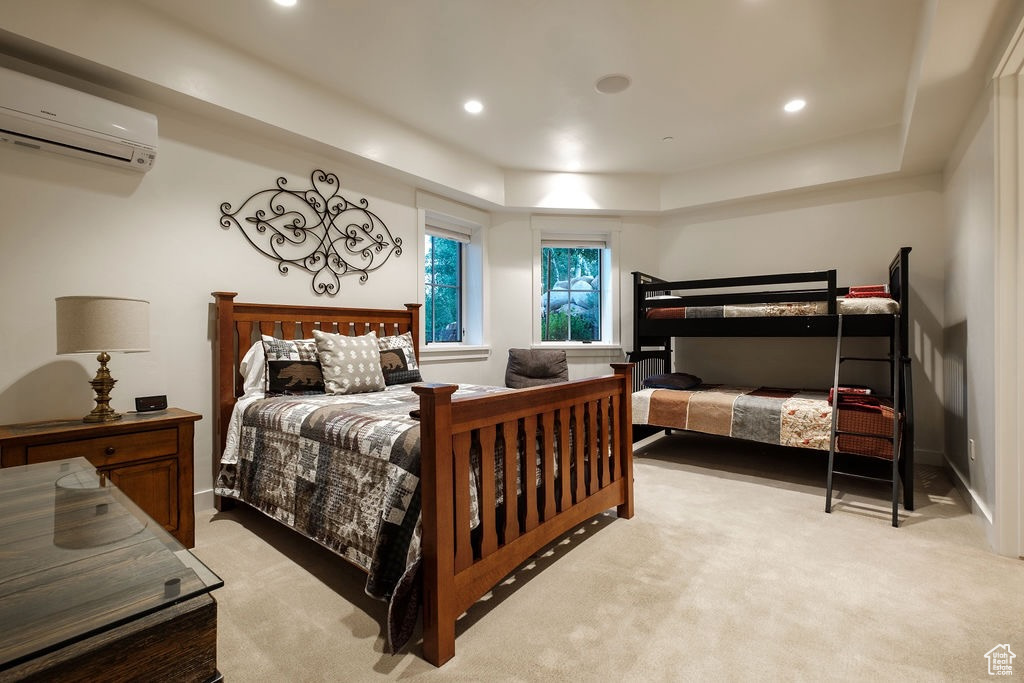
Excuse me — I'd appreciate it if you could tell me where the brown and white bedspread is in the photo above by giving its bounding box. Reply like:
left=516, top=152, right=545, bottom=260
left=645, top=296, right=899, bottom=319
left=633, top=385, right=896, bottom=458
left=214, top=383, right=509, bottom=614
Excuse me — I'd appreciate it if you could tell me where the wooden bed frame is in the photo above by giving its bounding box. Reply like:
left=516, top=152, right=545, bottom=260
left=627, top=247, right=914, bottom=510
left=212, top=292, right=634, bottom=666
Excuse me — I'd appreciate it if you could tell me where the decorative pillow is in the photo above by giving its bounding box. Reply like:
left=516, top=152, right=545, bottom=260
left=377, top=332, right=422, bottom=385
left=239, top=339, right=267, bottom=396
left=313, top=330, right=386, bottom=395
left=504, top=348, right=569, bottom=389
left=262, top=337, right=324, bottom=396
left=643, top=372, right=702, bottom=391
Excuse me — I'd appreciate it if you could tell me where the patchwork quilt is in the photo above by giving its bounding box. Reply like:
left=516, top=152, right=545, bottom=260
left=632, top=384, right=896, bottom=458
left=644, top=296, right=899, bottom=319
left=214, top=383, right=510, bottom=650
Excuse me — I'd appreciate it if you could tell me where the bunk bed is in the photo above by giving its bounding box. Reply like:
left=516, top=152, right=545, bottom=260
left=212, top=292, right=634, bottom=666
left=628, top=247, right=913, bottom=526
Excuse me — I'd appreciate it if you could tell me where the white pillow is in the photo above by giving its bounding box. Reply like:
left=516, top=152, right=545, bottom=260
left=239, top=339, right=266, bottom=396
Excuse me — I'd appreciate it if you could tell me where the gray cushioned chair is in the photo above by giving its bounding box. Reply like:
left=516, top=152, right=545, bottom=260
left=504, top=348, right=569, bottom=388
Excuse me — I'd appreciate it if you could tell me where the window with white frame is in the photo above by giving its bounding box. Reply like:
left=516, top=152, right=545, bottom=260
left=532, top=216, right=620, bottom=347
left=424, top=227, right=465, bottom=343
left=417, top=194, right=487, bottom=352
left=540, top=240, right=604, bottom=341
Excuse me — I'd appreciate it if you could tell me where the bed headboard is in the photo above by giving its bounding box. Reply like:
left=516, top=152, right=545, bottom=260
left=212, top=291, right=421, bottom=455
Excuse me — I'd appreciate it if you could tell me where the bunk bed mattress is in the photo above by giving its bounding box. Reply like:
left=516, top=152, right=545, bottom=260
left=645, top=297, right=898, bottom=319
left=633, top=385, right=896, bottom=459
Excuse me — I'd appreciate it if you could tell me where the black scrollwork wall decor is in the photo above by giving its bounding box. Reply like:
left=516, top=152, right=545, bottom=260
left=220, top=169, right=402, bottom=295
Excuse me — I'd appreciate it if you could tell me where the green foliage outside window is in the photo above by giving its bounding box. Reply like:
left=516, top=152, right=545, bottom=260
left=540, top=246, right=601, bottom=342
left=424, top=234, right=462, bottom=342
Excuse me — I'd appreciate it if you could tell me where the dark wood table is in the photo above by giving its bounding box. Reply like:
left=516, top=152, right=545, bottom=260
left=0, top=458, right=222, bottom=682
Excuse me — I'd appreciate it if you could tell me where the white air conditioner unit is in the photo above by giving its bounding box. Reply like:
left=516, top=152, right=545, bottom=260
left=0, top=66, right=157, bottom=172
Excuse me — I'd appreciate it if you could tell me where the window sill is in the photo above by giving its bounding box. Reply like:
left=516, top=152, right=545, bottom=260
left=530, top=343, right=624, bottom=359
left=419, top=344, right=491, bottom=363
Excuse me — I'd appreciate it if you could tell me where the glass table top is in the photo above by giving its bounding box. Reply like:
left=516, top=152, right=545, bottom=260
left=0, top=457, right=223, bottom=671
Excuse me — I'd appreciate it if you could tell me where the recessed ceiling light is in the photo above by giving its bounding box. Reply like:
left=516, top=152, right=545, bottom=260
left=784, top=98, right=806, bottom=113
left=464, top=100, right=484, bottom=114
left=274, top=0, right=297, bottom=6
left=595, top=74, right=631, bottom=95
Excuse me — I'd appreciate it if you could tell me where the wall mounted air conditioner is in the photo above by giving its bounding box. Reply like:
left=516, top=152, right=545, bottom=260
left=0, top=66, right=157, bottom=172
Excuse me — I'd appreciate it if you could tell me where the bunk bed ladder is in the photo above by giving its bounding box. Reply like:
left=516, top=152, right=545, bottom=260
left=825, top=315, right=902, bottom=527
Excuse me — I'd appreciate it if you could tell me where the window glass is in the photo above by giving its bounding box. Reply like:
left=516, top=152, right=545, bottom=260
left=424, top=234, right=463, bottom=342
left=540, top=246, right=602, bottom=342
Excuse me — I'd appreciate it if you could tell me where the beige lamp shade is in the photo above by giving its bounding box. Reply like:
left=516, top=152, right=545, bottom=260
left=55, top=296, right=150, bottom=354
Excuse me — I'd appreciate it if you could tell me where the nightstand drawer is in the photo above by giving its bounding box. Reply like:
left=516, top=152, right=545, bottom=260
left=27, top=429, right=179, bottom=467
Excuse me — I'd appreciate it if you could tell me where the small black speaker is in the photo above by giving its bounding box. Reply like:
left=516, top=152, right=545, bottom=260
left=135, top=395, right=167, bottom=412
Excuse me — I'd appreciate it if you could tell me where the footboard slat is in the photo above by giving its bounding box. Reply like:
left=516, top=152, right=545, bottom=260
left=478, top=425, right=498, bottom=558
left=573, top=402, right=585, bottom=502
left=587, top=400, right=598, bottom=494
left=557, top=408, right=571, bottom=511
left=500, top=419, right=519, bottom=545
left=597, top=397, right=607, bottom=488
left=541, top=410, right=556, bottom=521
left=609, top=394, right=620, bottom=482
left=522, top=414, right=539, bottom=532
left=453, top=432, right=473, bottom=573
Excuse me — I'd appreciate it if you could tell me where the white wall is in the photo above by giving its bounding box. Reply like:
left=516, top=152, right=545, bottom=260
left=943, top=90, right=997, bottom=526
left=0, top=84, right=661, bottom=505
left=486, top=212, right=660, bottom=380
left=0, top=99, right=432, bottom=503
left=654, top=176, right=947, bottom=463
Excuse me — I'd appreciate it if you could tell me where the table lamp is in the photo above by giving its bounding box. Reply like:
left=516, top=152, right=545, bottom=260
left=55, top=296, right=150, bottom=423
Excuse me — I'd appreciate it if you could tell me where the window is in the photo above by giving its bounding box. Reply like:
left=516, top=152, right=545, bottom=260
left=541, top=245, right=603, bottom=341
left=417, top=192, right=489, bottom=358
left=424, top=232, right=464, bottom=343
left=532, top=216, right=620, bottom=347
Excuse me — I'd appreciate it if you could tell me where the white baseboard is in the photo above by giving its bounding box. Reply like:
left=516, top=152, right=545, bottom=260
left=943, top=455, right=994, bottom=527
left=194, top=488, right=216, bottom=515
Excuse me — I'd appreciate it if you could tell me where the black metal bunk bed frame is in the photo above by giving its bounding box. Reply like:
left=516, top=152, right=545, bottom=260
left=628, top=246, right=914, bottom=518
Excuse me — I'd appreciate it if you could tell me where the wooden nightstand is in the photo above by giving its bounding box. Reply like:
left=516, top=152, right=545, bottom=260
left=0, top=408, right=201, bottom=548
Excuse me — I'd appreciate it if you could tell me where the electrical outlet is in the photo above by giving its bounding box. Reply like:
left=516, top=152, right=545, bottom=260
left=969, top=438, right=976, bottom=461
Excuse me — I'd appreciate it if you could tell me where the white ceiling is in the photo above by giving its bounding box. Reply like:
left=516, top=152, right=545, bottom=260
left=134, top=0, right=1012, bottom=178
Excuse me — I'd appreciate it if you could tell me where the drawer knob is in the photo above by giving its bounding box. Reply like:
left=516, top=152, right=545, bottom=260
left=104, top=446, right=116, bottom=455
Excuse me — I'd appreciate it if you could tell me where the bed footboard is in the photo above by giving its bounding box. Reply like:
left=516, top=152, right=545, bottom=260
left=413, top=363, right=634, bottom=666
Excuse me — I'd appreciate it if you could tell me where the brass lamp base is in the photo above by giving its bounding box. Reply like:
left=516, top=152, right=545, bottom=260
left=83, top=351, right=123, bottom=423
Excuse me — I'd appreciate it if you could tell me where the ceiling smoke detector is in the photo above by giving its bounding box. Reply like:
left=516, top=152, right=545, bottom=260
left=595, top=74, right=631, bottom=95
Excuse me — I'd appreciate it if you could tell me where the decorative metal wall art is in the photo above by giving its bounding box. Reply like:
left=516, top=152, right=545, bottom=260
left=220, top=169, right=402, bottom=295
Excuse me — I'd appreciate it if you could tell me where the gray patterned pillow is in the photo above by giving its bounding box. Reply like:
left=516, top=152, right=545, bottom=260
left=261, top=337, right=324, bottom=396
left=312, top=330, right=386, bottom=395
left=377, top=331, right=422, bottom=385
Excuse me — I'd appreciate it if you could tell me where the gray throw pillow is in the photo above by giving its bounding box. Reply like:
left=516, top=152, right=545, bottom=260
left=377, top=331, right=423, bottom=385
left=261, top=337, right=324, bottom=396
left=505, top=348, right=569, bottom=389
left=312, top=330, right=386, bottom=395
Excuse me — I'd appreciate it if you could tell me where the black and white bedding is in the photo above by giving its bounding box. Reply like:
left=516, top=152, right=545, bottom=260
left=215, top=382, right=510, bottom=649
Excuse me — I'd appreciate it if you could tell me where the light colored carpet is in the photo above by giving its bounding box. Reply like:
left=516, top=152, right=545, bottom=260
left=192, top=433, right=1023, bottom=681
